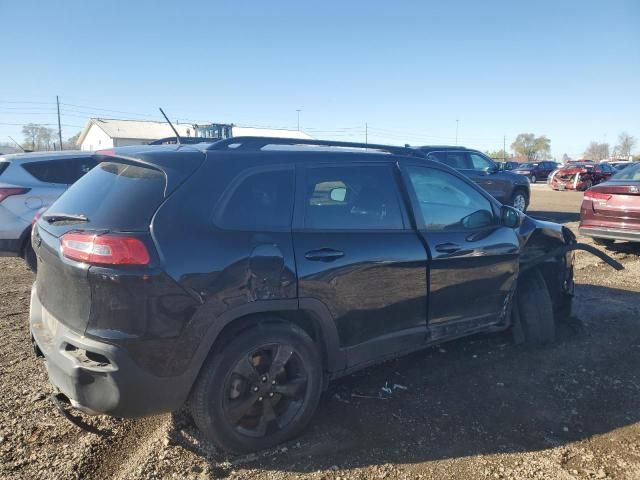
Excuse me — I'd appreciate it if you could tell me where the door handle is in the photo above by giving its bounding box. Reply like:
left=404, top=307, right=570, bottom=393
left=304, top=248, right=345, bottom=262
left=435, top=243, right=461, bottom=254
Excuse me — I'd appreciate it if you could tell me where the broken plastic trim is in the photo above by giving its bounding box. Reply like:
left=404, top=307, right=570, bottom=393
left=50, top=393, right=110, bottom=436
left=520, top=242, right=624, bottom=273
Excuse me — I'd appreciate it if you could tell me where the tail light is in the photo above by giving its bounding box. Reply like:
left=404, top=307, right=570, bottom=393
left=0, top=187, right=30, bottom=203
left=61, top=232, right=150, bottom=265
left=584, top=190, right=612, bottom=201
left=32, top=206, right=47, bottom=226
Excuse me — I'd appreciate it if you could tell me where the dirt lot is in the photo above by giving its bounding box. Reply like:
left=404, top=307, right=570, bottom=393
left=2, top=187, right=640, bottom=480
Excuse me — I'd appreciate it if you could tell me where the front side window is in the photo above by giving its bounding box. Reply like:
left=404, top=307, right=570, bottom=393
left=303, top=165, right=403, bottom=230
left=216, top=167, right=294, bottom=230
left=470, top=153, right=495, bottom=171
left=445, top=152, right=471, bottom=169
left=406, top=166, right=494, bottom=231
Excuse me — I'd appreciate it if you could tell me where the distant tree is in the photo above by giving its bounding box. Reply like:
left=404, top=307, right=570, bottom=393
left=486, top=149, right=510, bottom=160
left=22, top=123, right=40, bottom=150
left=36, top=126, right=54, bottom=151
left=615, top=132, right=637, bottom=159
left=63, top=131, right=81, bottom=150
left=562, top=153, right=571, bottom=163
left=21, top=123, right=55, bottom=151
left=511, top=133, right=551, bottom=161
left=584, top=142, right=610, bottom=161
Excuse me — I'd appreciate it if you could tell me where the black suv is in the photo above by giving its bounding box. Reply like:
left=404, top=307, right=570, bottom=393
left=30, top=137, right=574, bottom=453
left=417, top=146, right=531, bottom=212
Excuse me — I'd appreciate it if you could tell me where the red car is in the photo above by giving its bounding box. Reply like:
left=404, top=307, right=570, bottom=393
left=579, top=162, right=640, bottom=245
left=549, top=162, right=616, bottom=191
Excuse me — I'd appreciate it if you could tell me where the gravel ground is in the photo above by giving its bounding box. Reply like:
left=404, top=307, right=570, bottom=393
left=1, top=188, right=640, bottom=479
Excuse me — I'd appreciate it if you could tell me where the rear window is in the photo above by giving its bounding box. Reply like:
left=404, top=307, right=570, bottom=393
left=46, top=162, right=166, bottom=230
left=0, top=162, right=8, bottom=176
left=612, top=163, right=640, bottom=181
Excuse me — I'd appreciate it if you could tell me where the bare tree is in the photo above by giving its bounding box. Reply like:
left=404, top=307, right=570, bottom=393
left=511, top=133, right=551, bottom=161
left=21, top=123, right=40, bottom=150
left=36, top=126, right=54, bottom=151
left=615, top=132, right=637, bottom=159
left=584, top=142, right=610, bottom=161
left=63, top=131, right=81, bottom=150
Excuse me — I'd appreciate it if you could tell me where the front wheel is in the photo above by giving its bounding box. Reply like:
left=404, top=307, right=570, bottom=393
left=510, top=190, right=528, bottom=213
left=190, top=323, right=322, bottom=453
left=514, top=268, right=555, bottom=344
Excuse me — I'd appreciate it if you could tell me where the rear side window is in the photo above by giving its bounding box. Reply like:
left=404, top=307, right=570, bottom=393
left=0, top=162, right=8, bottom=176
left=46, top=162, right=166, bottom=230
left=215, top=167, right=294, bottom=230
left=22, top=158, right=97, bottom=184
left=429, top=152, right=472, bottom=170
left=303, top=165, right=404, bottom=230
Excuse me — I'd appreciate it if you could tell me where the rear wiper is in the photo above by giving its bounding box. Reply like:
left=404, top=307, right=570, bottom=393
left=42, top=213, right=89, bottom=224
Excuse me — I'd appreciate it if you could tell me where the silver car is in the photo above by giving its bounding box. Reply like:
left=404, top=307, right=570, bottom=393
left=0, top=151, right=97, bottom=269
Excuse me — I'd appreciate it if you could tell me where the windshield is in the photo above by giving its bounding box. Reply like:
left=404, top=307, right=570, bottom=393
left=612, top=162, right=640, bottom=181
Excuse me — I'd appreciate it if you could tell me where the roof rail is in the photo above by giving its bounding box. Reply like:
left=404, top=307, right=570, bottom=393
left=207, top=136, right=425, bottom=157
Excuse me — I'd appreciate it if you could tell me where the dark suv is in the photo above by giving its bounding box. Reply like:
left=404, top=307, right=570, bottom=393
left=30, top=137, right=575, bottom=453
left=511, top=161, right=559, bottom=183
left=417, top=146, right=531, bottom=212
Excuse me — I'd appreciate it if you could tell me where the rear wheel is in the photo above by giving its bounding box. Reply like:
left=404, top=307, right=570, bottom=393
left=593, top=237, right=614, bottom=247
left=530, top=174, right=537, bottom=184
left=190, top=323, right=322, bottom=453
left=514, top=268, right=555, bottom=344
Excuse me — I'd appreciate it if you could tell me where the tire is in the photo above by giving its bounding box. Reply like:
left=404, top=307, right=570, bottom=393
left=530, top=174, right=537, bottom=184
left=581, top=179, right=593, bottom=191
left=24, top=241, right=37, bottom=272
left=515, top=268, right=555, bottom=344
left=189, top=322, right=322, bottom=453
left=554, top=293, right=573, bottom=322
left=593, top=237, right=614, bottom=247
left=510, top=190, right=528, bottom=213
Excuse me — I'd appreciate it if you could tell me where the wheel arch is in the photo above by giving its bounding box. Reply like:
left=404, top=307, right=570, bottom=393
left=188, top=299, right=345, bottom=394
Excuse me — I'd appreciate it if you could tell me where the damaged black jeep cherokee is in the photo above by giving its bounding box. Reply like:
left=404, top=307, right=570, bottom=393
left=30, top=137, right=576, bottom=453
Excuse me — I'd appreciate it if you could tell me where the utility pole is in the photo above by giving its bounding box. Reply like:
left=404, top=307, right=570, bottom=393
left=365, top=122, right=368, bottom=145
left=56, top=96, right=63, bottom=150
left=296, top=109, right=302, bottom=131
left=455, top=119, right=459, bottom=145
left=503, top=135, right=506, bottom=161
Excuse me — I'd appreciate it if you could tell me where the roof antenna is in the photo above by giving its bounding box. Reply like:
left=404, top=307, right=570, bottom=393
left=158, top=107, right=181, bottom=145
left=8, top=136, right=27, bottom=152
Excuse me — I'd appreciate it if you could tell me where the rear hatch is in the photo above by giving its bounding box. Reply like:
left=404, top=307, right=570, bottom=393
left=34, top=146, right=204, bottom=335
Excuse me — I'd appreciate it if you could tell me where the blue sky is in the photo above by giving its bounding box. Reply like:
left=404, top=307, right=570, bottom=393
left=1, top=0, right=638, bottom=158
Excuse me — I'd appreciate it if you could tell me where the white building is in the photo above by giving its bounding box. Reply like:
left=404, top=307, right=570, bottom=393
left=76, top=118, right=313, bottom=151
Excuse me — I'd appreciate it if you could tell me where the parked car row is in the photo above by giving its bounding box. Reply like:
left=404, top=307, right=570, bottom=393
left=29, top=136, right=574, bottom=453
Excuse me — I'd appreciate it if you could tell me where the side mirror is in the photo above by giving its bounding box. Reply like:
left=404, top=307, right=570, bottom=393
left=501, top=205, right=522, bottom=228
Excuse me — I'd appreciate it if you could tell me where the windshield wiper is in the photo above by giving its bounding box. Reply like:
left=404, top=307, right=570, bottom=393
left=42, top=213, right=89, bottom=224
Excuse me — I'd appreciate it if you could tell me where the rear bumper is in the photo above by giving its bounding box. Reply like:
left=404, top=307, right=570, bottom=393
left=579, top=226, right=640, bottom=242
left=0, top=238, right=21, bottom=256
left=29, top=285, right=193, bottom=418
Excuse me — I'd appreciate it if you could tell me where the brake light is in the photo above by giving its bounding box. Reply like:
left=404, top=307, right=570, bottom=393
left=0, top=187, right=30, bottom=203
left=584, top=190, right=611, bottom=201
left=61, top=232, right=150, bottom=265
left=32, top=206, right=47, bottom=226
